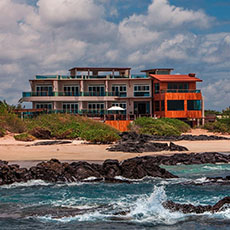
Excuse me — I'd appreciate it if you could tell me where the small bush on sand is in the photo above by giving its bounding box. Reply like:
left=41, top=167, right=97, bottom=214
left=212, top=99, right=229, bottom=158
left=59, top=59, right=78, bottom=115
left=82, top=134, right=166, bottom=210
left=14, top=133, right=36, bottom=141
left=129, top=117, right=190, bottom=136
left=81, top=128, right=120, bottom=144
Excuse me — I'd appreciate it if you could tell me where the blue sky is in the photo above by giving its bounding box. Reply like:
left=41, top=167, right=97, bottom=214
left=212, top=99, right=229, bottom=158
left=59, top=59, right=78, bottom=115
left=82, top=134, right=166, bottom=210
left=0, top=0, right=230, bottom=110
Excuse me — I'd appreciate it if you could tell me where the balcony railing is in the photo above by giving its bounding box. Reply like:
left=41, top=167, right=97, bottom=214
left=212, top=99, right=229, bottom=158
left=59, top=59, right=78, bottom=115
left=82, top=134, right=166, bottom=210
left=82, top=92, right=106, bottom=96
left=107, top=92, right=127, bottom=97
left=54, top=92, right=80, bottom=96
left=134, top=92, right=150, bottom=97
left=22, top=91, right=54, bottom=97
left=160, top=89, right=201, bottom=93
left=22, top=91, right=128, bottom=97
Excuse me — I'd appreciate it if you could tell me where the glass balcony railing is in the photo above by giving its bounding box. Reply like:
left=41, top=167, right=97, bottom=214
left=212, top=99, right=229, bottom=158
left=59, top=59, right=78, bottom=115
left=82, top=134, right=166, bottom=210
left=82, top=92, right=106, bottom=96
left=131, top=74, right=148, bottom=79
left=22, top=91, right=128, bottom=97
left=107, top=92, right=127, bottom=97
left=134, top=92, right=150, bottom=97
left=22, top=92, right=54, bottom=97
left=54, top=92, right=80, bottom=96
left=161, top=89, right=201, bottom=93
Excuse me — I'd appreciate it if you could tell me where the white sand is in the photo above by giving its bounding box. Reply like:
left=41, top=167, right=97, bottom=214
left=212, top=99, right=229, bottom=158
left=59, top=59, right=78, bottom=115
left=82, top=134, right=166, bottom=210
left=0, top=129, right=230, bottom=162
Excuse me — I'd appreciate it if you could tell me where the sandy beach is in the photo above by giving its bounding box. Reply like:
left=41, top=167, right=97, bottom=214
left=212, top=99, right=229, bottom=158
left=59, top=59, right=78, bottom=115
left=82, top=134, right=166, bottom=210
left=0, top=129, right=230, bottom=166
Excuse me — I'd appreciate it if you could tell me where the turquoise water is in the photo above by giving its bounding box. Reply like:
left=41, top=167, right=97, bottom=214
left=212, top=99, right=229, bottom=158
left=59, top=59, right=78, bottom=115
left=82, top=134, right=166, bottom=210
left=1, top=164, right=230, bottom=229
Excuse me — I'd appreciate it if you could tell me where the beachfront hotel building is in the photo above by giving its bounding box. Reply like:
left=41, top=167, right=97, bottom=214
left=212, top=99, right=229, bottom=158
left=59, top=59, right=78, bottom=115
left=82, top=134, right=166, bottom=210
left=21, top=67, right=204, bottom=124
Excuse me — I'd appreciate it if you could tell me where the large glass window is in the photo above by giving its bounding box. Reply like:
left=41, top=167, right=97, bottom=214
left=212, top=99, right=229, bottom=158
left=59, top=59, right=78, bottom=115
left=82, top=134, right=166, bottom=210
left=187, top=100, right=201, bottom=111
left=88, top=103, right=105, bottom=114
left=112, top=102, right=126, bottom=109
left=36, top=85, right=53, bottom=96
left=161, top=100, right=165, bottom=111
left=36, top=103, right=52, bottom=110
left=167, top=100, right=184, bottom=111
left=64, top=85, right=79, bottom=96
left=155, top=101, right=160, bottom=111
left=167, top=83, right=189, bottom=92
left=112, top=85, right=127, bottom=97
left=134, top=85, right=150, bottom=97
left=63, top=103, right=78, bottom=113
left=154, top=83, right=160, bottom=94
left=88, top=85, right=105, bottom=96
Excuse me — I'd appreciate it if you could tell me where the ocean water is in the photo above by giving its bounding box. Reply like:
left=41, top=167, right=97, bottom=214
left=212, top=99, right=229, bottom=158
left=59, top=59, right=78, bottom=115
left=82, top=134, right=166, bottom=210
left=1, top=164, right=230, bottom=229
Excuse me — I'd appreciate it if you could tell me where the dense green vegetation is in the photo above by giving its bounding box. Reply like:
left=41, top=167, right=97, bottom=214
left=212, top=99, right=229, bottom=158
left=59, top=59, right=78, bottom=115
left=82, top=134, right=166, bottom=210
left=204, top=118, right=230, bottom=134
left=129, top=117, right=190, bottom=136
left=0, top=101, right=26, bottom=135
left=0, top=101, right=120, bottom=143
left=26, top=114, right=120, bottom=143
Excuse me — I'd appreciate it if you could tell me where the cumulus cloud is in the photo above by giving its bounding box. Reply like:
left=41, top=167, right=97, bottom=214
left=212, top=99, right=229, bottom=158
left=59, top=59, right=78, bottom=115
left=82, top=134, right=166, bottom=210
left=0, top=0, right=229, bottom=110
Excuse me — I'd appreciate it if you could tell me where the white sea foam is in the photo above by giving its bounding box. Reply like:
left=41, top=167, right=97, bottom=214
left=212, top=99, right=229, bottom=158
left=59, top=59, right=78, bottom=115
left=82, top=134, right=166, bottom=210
left=1, top=180, right=51, bottom=189
left=128, top=186, right=185, bottom=225
left=37, top=211, right=108, bottom=223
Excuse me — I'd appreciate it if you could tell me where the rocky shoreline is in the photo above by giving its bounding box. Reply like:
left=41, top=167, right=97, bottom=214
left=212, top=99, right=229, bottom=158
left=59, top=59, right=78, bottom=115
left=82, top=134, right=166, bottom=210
left=119, top=132, right=230, bottom=141
left=1, top=152, right=230, bottom=186
left=108, top=132, right=189, bottom=153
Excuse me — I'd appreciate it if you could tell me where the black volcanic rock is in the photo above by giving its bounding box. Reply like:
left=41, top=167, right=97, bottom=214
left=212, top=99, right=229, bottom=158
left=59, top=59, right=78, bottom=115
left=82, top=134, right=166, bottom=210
left=121, top=157, right=177, bottom=179
left=163, top=196, right=230, bottom=214
left=107, top=132, right=188, bottom=153
left=1, top=152, right=230, bottom=186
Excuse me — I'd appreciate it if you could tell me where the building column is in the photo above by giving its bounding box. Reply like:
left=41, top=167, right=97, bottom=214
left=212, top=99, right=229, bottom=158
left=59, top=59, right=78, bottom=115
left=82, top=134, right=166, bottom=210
left=53, top=102, right=57, bottom=111
left=197, top=118, right=200, bottom=127
left=202, top=96, right=205, bottom=126
left=105, top=80, right=108, bottom=95
left=53, top=80, right=58, bottom=96
left=80, top=80, right=84, bottom=96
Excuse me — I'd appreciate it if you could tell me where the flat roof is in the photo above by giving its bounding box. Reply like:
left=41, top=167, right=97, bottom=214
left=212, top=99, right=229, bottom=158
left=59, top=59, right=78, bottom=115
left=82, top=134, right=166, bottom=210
left=141, top=68, right=174, bottom=72
left=150, top=74, right=202, bottom=82
left=69, top=67, right=131, bottom=71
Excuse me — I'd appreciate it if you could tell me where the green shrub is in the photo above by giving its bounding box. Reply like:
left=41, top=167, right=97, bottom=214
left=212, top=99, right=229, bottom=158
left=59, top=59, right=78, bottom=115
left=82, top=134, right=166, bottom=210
left=25, top=113, right=120, bottom=143
left=129, top=117, right=190, bottom=136
left=14, top=133, right=36, bottom=141
left=160, top=117, right=190, bottom=133
left=204, top=118, right=230, bottom=134
left=0, top=102, right=26, bottom=133
left=80, top=128, right=120, bottom=144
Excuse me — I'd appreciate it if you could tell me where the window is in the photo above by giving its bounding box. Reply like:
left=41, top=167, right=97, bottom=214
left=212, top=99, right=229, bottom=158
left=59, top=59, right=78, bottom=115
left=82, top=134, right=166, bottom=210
left=88, top=85, right=105, bottom=96
left=63, top=103, right=78, bottom=113
left=187, top=100, right=201, bottom=111
left=155, top=101, right=160, bottom=111
left=167, top=83, right=189, bottom=92
left=36, top=85, right=53, bottom=96
left=134, top=85, right=150, bottom=97
left=167, top=100, right=184, bottom=111
left=64, top=85, right=79, bottom=96
left=88, top=103, right=104, bottom=114
left=112, top=102, right=126, bottom=109
left=154, top=83, right=160, bottom=94
left=112, top=85, right=127, bottom=97
left=36, top=103, right=52, bottom=110
left=161, top=100, right=165, bottom=111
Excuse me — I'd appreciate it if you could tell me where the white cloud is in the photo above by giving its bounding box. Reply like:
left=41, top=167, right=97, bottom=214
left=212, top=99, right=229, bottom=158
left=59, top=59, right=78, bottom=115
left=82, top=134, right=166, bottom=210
left=0, top=0, right=229, bottom=111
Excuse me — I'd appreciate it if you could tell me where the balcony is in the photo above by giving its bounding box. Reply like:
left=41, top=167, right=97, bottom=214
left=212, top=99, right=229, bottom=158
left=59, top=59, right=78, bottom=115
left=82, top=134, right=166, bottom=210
left=22, top=91, right=54, bottom=97
left=22, top=91, right=128, bottom=98
left=160, top=89, right=201, bottom=93
left=82, top=92, right=106, bottom=96
left=107, top=92, right=127, bottom=97
left=134, top=92, right=150, bottom=97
